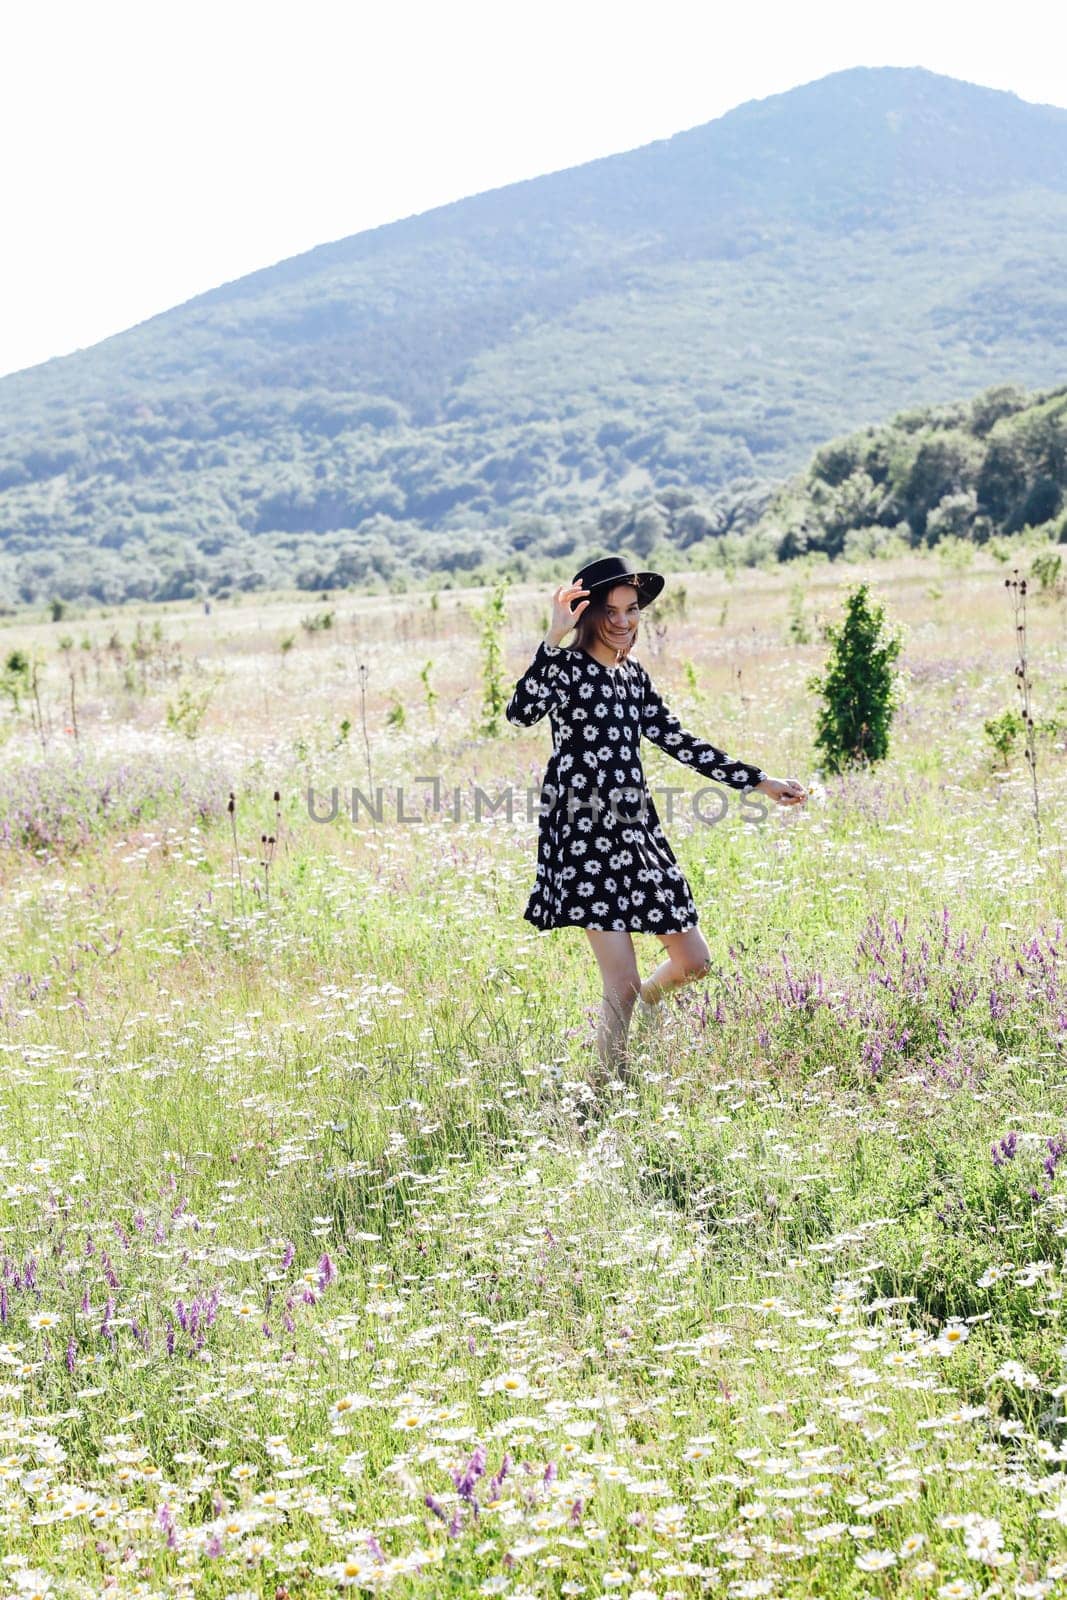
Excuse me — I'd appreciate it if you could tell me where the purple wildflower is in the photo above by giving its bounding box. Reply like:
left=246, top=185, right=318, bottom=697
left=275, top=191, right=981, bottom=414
left=424, top=1493, right=449, bottom=1524
left=452, top=1442, right=487, bottom=1508
left=862, top=1035, right=884, bottom=1076
left=487, top=1451, right=511, bottom=1499
left=992, top=1131, right=1019, bottom=1168
left=1044, top=1135, right=1067, bottom=1181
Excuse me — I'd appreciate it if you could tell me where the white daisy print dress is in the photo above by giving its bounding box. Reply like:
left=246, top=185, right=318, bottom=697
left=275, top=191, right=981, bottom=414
left=506, top=641, right=769, bottom=933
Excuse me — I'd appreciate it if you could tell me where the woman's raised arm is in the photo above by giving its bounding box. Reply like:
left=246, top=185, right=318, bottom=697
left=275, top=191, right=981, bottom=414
left=505, top=581, right=589, bottom=728
left=505, top=638, right=571, bottom=727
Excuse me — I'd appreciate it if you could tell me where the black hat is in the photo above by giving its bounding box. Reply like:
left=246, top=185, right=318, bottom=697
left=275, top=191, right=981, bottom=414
left=572, top=555, right=665, bottom=609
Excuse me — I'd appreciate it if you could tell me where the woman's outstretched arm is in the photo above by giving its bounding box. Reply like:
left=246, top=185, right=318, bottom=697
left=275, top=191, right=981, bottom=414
left=638, top=663, right=768, bottom=792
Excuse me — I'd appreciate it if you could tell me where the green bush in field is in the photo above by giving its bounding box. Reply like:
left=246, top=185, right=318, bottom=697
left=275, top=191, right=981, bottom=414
left=808, top=582, right=903, bottom=773
left=476, top=578, right=509, bottom=738
left=1031, top=547, right=1064, bottom=593
left=984, top=707, right=1027, bottom=769
left=165, top=684, right=213, bottom=739
left=1, top=648, right=31, bottom=712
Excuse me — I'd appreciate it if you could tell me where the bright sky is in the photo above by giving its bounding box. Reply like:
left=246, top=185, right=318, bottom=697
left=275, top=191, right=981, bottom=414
left=1, top=0, right=1063, bottom=380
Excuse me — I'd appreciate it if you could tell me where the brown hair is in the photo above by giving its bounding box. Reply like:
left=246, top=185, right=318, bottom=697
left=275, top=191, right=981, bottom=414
left=568, top=581, right=640, bottom=656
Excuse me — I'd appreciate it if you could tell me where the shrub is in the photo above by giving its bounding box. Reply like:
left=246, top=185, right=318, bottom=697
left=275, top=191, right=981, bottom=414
left=808, top=583, right=903, bottom=773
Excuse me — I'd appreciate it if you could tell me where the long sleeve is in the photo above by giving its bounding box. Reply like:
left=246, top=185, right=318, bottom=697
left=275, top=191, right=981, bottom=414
left=639, top=665, right=768, bottom=793
left=505, top=640, right=570, bottom=728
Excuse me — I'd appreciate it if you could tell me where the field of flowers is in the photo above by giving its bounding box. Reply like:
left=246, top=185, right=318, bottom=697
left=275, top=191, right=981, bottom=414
left=0, top=546, right=1065, bottom=1599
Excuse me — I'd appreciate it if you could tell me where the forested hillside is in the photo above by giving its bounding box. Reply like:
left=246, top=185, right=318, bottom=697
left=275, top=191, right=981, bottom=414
left=2, top=65, right=1066, bottom=604
left=753, top=381, right=1067, bottom=559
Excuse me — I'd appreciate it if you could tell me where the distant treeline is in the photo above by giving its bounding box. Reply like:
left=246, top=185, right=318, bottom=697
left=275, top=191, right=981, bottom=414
left=1, top=381, right=1062, bottom=610
left=756, top=381, right=1067, bottom=560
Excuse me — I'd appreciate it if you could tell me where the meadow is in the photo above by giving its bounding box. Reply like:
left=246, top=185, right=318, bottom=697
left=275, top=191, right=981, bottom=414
left=0, top=543, right=1065, bottom=1599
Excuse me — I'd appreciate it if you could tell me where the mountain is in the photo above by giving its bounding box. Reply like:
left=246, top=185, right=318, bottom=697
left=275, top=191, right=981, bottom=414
left=2, top=65, right=1067, bottom=605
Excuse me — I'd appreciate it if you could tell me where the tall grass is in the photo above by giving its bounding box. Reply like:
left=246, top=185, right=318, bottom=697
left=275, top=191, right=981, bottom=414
left=0, top=548, right=1065, bottom=1595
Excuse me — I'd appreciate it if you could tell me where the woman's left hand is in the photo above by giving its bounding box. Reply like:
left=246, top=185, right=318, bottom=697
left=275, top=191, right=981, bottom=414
left=756, top=776, right=807, bottom=806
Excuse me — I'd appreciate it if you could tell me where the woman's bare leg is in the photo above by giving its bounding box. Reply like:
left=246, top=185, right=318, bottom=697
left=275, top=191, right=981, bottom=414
left=584, top=929, right=642, bottom=1075
left=640, top=926, right=713, bottom=1005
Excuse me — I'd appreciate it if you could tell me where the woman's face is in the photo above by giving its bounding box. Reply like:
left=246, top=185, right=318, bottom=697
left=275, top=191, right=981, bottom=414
left=595, top=583, right=641, bottom=651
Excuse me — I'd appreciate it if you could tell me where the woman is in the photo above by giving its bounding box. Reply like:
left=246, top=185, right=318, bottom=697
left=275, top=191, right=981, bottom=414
left=505, top=556, right=806, bottom=1077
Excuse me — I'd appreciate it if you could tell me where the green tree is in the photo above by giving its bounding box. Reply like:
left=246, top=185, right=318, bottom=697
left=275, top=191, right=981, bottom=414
left=808, top=584, right=904, bottom=773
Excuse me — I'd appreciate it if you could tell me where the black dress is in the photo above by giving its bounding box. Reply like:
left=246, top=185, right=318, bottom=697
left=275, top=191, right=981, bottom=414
left=506, top=640, right=769, bottom=934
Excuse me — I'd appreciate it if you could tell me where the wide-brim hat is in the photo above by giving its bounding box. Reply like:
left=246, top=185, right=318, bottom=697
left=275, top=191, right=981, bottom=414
left=572, top=555, right=665, bottom=608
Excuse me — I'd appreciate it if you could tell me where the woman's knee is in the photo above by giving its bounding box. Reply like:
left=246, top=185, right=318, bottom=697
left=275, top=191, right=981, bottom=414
left=674, top=953, right=712, bottom=984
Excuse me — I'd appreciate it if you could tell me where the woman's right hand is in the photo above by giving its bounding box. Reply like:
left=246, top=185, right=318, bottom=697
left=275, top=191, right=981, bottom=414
left=545, top=581, right=589, bottom=647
